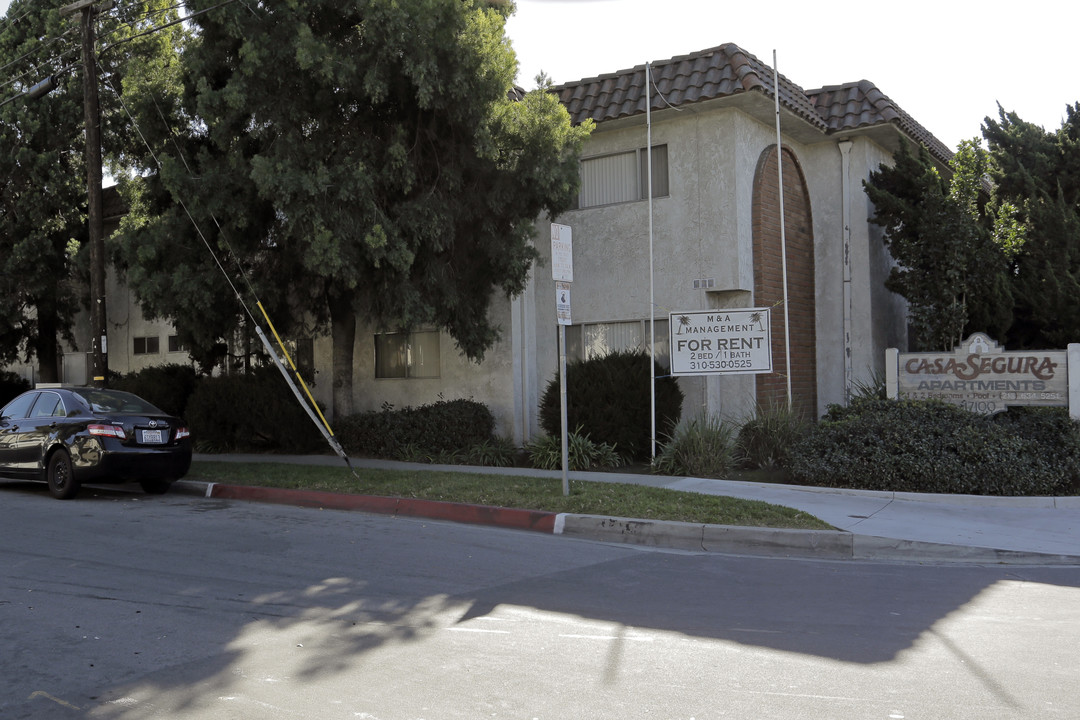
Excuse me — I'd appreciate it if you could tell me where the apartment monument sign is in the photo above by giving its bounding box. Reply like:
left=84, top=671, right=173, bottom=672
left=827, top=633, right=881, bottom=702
left=887, top=333, right=1080, bottom=418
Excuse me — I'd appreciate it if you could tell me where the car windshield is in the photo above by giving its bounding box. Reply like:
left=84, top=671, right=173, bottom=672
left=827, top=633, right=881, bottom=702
left=71, top=388, right=165, bottom=415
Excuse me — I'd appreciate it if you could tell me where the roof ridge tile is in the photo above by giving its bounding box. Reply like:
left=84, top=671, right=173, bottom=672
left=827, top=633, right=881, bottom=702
left=552, top=44, right=952, bottom=164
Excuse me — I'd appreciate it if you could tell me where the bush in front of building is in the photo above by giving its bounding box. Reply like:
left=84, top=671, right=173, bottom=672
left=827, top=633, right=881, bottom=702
left=526, top=427, right=622, bottom=471
left=184, top=366, right=324, bottom=453
left=652, top=412, right=737, bottom=478
left=538, top=350, right=684, bottom=462
left=786, top=397, right=1080, bottom=496
left=734, top=401, right=811, bottom=471
left=336, top=398, right=496, bottom=461
left=111, top=363, right=199, bottom=419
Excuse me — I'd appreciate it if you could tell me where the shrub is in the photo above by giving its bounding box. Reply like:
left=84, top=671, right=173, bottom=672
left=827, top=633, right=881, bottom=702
left=0, top=371, right=30, bottom=407
left=526, top=428, right=622, bottom=471
left=336, top=398, right=496, bottom=460
left=990, top=406, right=1080, bottom=492
left=787, top=397, right=1080, bottom=496
left=185, top=366, right=324, bottom=453
left=735, top=401, right=810, bottom=470
left=653, top=412, right=736, bottom=478
left=111, top=363, right=199, bottom=418
left=849, top=368, right=887, bottom=400
left=466, top=437, right=519, bottom=467
left=538, top=350, right=683, bottom=462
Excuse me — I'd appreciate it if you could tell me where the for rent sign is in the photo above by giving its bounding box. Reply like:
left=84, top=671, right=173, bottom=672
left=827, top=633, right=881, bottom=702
left=669, top=309, right=772, bottom=376
left=888, top=333, right=1069, bottom=414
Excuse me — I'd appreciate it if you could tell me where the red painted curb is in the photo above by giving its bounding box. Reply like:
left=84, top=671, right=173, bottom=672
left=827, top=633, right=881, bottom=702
left=207, top=484, right=556, bottom=533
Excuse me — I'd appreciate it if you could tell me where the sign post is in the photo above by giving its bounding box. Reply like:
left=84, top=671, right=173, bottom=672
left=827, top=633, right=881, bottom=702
left=551, top=224, right=573, bottom=496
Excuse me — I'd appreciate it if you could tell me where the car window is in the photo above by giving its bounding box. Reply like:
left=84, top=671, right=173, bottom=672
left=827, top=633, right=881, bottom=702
left=2, top=392, right=38, bottom=420
left=31, top=392, right=65, bottom=419
left=71, top=388, right=164, bottom=415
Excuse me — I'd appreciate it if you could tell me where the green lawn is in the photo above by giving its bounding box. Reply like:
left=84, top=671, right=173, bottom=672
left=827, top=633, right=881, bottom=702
left=187, top=461, right=833, bottom=530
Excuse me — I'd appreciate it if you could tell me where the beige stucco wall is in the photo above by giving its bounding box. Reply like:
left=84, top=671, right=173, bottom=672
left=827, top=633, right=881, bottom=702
left=530, top=103, right=910, bottom=426
left=839, top=138, right=909, bottom=389
left=303, top=297, right=523, bottom=440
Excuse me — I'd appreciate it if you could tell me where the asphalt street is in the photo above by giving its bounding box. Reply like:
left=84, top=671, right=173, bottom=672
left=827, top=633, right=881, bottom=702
left=3, top=485, right=1079, bottom=719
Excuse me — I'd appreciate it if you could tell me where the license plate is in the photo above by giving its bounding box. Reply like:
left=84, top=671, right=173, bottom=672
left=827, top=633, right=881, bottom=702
left=140, top=429, right=164, bottom=444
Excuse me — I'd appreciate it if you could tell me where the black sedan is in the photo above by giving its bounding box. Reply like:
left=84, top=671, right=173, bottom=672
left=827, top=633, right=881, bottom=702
left=0, top=386, right=192, bottom=499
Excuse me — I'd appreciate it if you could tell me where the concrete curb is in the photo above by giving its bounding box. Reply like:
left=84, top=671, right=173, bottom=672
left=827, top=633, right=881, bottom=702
left=196, top=482, right=557, bottom=533
left=555, top=514, right=1080, bottom=565
left=171, top=481, right=1080, bottom=565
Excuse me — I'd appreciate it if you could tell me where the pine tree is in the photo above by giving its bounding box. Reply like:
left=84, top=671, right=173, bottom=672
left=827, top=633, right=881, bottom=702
left=984, top=103, right=1080, bottom=349
left=864, top=140, right=1014, bottom=351
left=113, top=0, right=591, bottom=415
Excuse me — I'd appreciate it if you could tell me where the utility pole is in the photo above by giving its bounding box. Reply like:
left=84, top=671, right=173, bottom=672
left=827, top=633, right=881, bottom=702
left=61, top=0, right=108, bottom=386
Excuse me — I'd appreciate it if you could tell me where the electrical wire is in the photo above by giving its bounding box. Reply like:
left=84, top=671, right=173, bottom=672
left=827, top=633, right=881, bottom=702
left=104, top=74, right=257, bottom=326
left=100, top=0, right=239, bottom=57
left=0, top=26, right=76, bottom=76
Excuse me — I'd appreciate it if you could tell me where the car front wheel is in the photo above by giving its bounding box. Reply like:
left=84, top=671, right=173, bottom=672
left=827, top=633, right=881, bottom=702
left=47, top=449, right=79, bottom=500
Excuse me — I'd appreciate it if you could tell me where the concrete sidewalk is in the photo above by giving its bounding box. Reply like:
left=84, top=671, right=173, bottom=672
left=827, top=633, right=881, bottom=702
left=184, top=453, right=1080, bottom=565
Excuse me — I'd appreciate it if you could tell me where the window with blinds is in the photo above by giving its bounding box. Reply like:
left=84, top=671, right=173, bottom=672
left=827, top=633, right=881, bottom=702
left=577, top=145, right=669, bottom=209
left=564, top=319, right=670, bottom=369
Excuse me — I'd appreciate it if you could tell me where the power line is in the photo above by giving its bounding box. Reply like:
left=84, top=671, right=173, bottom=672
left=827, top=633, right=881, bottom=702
left=0, top=25, right=76, bottom=75
left=99, top=0, right=239, bottom=57
left=0, top=7, right=82, bottom=106
left=97, top=0, right=187, bottom=43
left=0, top=48, right=80, bottom=97
left=0, top=6, right=36, bottom=34
left=0, top=0, right=190, bottom=98
left=0, top=0, right=204, bottom=111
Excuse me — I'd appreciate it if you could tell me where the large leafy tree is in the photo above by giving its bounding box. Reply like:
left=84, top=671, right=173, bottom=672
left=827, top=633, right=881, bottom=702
left=983, top=103, right=1080, bottom=349
left=0, top=0, right=186, bottom=381
left=0, top=1, right=88, bottom=381
left=113, top=0, right=591, bottom=416
left=864, top=140, right=1017, bottom=351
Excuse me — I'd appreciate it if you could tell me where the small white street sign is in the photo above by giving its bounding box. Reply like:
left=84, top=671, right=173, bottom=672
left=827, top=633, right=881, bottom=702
left=556, top=281, right=572, bottom=325
left=550, top=223, right=573, bottom=283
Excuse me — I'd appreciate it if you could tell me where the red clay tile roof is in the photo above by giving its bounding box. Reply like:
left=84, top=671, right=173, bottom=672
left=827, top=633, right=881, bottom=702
left=806, top=79, right=953, bottom=161
left=554, top=43, right=953, bottom=164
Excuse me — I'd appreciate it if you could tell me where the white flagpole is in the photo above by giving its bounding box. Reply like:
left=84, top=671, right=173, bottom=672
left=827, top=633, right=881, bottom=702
left=647, top=61, right=656, bottom=458
left=773, top=50, right=793, bottom=409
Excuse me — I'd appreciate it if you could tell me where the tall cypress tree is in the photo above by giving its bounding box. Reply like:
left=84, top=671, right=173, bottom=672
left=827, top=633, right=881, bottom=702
left=864, top=140, right=1014, bottom=351
left=984, top=103, right=1080, bottom=349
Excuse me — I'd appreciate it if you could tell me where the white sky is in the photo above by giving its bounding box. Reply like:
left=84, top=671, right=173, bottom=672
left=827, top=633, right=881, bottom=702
left=506, top=0, right=1079, bottom=151
left=3, top=0, right=1074, bottom=152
